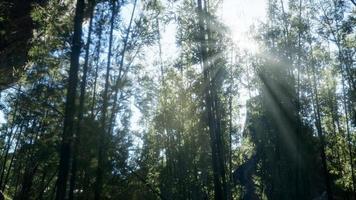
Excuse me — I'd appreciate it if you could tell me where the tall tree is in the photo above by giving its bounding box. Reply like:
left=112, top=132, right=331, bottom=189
left=68, top=1, right=95, bottom=199
left=55, top=0, right=85, bottom=199
left=197, top=0, right=228, bottom=199
left=95, top=1, right=118, bottom=199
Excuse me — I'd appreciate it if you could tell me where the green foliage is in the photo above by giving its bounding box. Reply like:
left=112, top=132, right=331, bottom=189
left=0, top=0, right=355, bottom=199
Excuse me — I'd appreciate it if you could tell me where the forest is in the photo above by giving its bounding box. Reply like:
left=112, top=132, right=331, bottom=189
left=0, top=0, right=355, bottom=199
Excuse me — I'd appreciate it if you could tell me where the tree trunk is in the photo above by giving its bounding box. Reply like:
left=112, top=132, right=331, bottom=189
left=108, top=0, right=137, bottom=135
left=16, top=164, right=39, bottom=200
left=90, top=9, right=104, bottom=119
left=55, top=0, right=85, bottom=199
left=95, top=1, right=117, bottom=199
left=309, top=47, right=333, bottom=200
left=0, top=88, right=20, bottom=187
left=341, top=76, right=356, bottom=196
left=197, top=0, right=225, bottom=199
left=68, top=2, right=95, bottom=199
left=2, top=124, right=24, bottom=191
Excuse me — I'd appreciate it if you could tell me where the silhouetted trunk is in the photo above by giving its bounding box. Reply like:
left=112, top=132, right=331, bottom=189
left=341, top=76, right=356, bottom=196
left=108, top=0, right=137, bottom=135
left=310, top=48, right=333, bottom=200
left=0, top=88, right=20, bottom=187
left=328, top=89, right=344, bottom=186
left=197, top=0, right=225, bottom=199
left=55, top=0, right=85, bottom=199
left=38, top=170, right=57, bottom=200
left=37, top=171, right=47, bottom=198
left=95, top=1, right=117, bottom=199
left=68, top=2, right=95, bottom=199
left=13, top=119, right=39, bottom=198
left=228, top=51, right=233, bottom=200
left=295, top=0, right=303, bottom=198
left=2, top=124, right=23, bottom=191
left=0, top=126, right=16, bottom=187
left=335, top=35, right=356, bottom=197
left=16, top=164, right=39, bottom=200
left=16, top=115, right=45, bottom=199
left=13, top=161, right=23, bottom=197
left=206, top=0, right=227, bottom=198
left=321, top=8, right=356, bottom=194
left=90, top=9, right=104, bottom=118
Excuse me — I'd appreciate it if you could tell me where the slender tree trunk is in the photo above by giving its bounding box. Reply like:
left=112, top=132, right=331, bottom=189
left=197, top=0, right=225, bottom=199
left=37, top=171, right=47, bottom=199
left=309, top=47, right=333, bottom=200
left=205, top=0, right=227, bottom=198
left=108, top=0, right=137, bottom=135
left=17, top=164, right=39, bottom=200
left=95, top=1, right=117, bottom=199
left=13, top=162, right=22, bottom=198
left=2, top=124, right=24, bottom=191
left=337, top=41, right=356, bottom=199
left=0, top=88, right=20, bottom=187
left=228, top=49, right=234, bottom=200
left=341, top=76, right=356, bottom=196
left=0, top=125, right=17, bottom=187
left=295, top=0, right=303, bottom=198
left=320, top=11, right=356, bottom=192
left=68, top=2, right=95, bottom=199
left=90, top=9, right=104, bottom=119
left=16, top=113, right=46, bottom=199
left=55, top=0, right=85, bottom=199
left=38, top=170, right=57, bottom=200
left=329, top=89, right=345, bottom=184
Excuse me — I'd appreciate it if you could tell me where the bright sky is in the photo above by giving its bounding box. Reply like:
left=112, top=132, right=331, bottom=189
left=128, top=0, right=268, bottom=135
left=218, top=0, right=267, bottom=52
left=219, top=0, right=267, bottom=132
left=0, top=93, right=6, bottom=125
left=0, top=111, right=4, bottom=124
left=0, top=0, right=268, bottom=145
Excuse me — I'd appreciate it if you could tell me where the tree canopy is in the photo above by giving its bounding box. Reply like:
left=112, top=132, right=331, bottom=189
left=0, top=0, right=355, bottom=199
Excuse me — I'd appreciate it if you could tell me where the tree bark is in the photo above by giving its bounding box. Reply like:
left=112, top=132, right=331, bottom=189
left=68, top=2, right=95, bottom=199
left=197, top=0, right=226, bottom=199
left=55, top=0, right=85, bottom=199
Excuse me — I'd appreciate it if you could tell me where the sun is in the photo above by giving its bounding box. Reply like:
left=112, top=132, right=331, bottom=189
left=218, top=0, right=266, bottom=53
